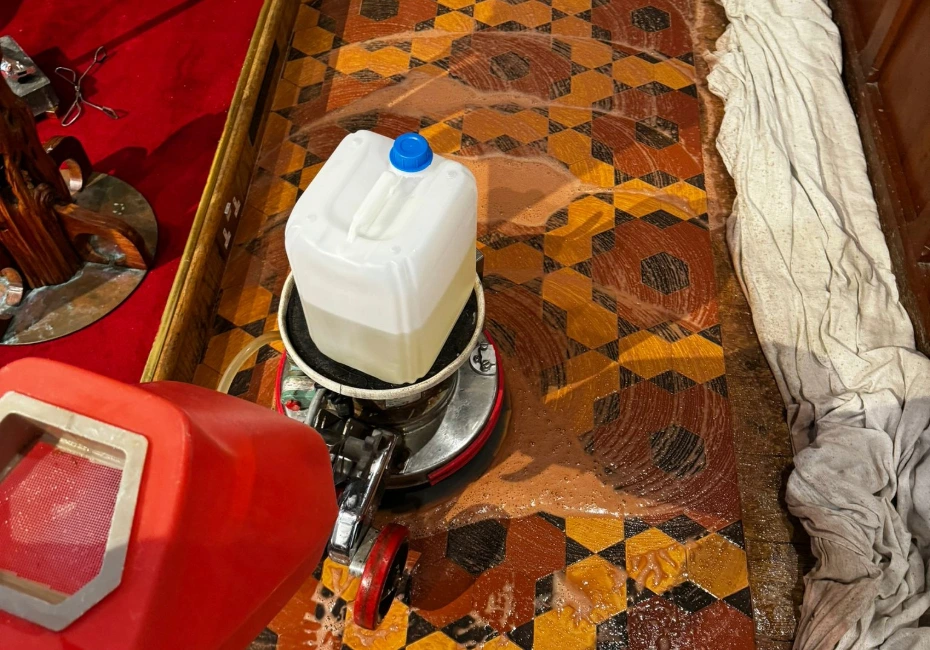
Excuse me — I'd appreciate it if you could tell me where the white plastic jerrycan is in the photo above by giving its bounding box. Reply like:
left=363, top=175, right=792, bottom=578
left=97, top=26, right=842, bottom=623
left=285, top=130, right=478, bottom=385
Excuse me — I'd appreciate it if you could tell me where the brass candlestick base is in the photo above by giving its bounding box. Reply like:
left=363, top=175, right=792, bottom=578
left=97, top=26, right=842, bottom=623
left=1, top=173, right=157, bottom=345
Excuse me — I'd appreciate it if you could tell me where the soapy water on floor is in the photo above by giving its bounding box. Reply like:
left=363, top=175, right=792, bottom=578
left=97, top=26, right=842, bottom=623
left=245, top=7, right=744, bottom=645
left=253, top=60, right=724, bottom=519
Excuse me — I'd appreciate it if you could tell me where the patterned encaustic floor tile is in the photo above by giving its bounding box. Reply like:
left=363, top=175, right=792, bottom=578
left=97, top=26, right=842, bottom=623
left=195, top=0, right=755, bottom=647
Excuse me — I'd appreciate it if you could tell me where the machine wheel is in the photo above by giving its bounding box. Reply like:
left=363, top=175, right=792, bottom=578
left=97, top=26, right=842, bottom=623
left=354, top=523, right=409, bottom=630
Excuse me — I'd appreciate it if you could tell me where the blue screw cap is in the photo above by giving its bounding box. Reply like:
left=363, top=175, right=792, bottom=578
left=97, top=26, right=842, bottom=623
left=389, top=132, right=433, bottom=172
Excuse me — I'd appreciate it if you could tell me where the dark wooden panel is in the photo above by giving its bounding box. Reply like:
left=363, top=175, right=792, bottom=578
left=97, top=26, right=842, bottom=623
left=831, top=0, right=930, bottom=353
left=849, top=0, right=890, bottom=45
left=879, top=2, right=930, bottom=218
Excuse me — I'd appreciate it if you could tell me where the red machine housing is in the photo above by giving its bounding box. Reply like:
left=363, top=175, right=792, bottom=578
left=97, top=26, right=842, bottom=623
left=0, top=358, right=337, bottom=650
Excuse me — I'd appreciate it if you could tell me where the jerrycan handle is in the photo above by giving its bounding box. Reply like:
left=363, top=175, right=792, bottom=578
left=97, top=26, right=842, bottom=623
left=348, top=171, right=395, bottom=243
left=347, top=133, right=433, bottom=244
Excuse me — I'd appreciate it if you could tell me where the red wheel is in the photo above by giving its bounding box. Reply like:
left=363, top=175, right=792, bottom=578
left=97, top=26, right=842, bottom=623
left=354, top=524, right=409, bottom=630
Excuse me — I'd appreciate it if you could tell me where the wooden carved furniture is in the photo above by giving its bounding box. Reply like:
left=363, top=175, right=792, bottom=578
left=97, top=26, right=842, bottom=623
left=0, top=78, right=150, bottom=287
left=832, top=0, right=930, bottom=351
left=0, top=77, right=156, bottom=344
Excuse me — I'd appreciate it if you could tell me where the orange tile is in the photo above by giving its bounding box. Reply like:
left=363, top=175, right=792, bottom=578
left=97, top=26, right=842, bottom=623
left=367, top=48, right=411, bottom=77
left=268, top=139, right=308, bottom=176
left=294, top=4, right=320, bottom=29
left=542, top=267, right=591, bottom=310
left=626, top=529, right=687, bottom=594
left=435, top=10, right=475, bottom=32
left=271, top=78, right=300, bottom=111
left=612, top=56, right=653, bottom=87
left=617, top=330, right=672, bottom=379
left=515, top=1, right=552, bottom=28
left=300, top=163, right=325, bottom=189
left=569, top=159, right=615, bottom=188
left=548, top=129, right=591, bottom=165
left=411, top=34, right=453, bottom=61
left=405, top=632, right=459, bottom=650
left=553, top=0, right=591, bottom=14
left=192, top=363, right=220, bottom=390
left=670, top=335, right=725, bottom=383
left=217, top=284, right=273, bottom=326
left=283, top=56, right=327, bottom=86
left=421, top=121, right=462, bottom=153
left=202, top=328, right=258, bottom=374
left=571, top=40, right=612, bottom=69
left=321, top=558, right=359, bottom=601
left=653, top=59, right=694, bottom=90
left=534, top=607, right=596, bottom=650
left=551, top=15, right=591, bottom=37
left=343, top=600, right=408, bottom=650
left=564, top=70, right=613, bottom=106
left=484, top=242, right=543, bottom=285
left=438, top=0, right=475, bottom=8
left=292, top=26, right=335, bottom=56
left=665, top=181, right=707, bottom=216
left=566, top=303, right=618, bottom=349
left=474, top=0, right=512, bottom=26
left=246, top=173, right=298, bottom=216
left=548, top=106, right=591, bottom=128
left=562, top=555, right=626, bottom=623
left=687, top=534, right=749, bottom=599
left=566, top=517, right=625, bottom=552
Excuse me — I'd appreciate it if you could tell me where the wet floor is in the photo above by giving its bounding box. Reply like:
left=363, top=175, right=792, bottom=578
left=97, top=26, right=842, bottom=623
left=195, top=0, right=756, bottom=647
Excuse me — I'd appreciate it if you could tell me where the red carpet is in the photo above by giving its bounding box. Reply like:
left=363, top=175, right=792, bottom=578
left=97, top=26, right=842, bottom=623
left=0, top=0, right=264, bottom=382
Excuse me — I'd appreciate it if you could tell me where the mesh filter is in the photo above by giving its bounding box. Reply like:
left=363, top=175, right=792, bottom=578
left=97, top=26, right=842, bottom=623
left=0, top=394, right=146, bottom=631
left=0, top=441, right=123, bottom=596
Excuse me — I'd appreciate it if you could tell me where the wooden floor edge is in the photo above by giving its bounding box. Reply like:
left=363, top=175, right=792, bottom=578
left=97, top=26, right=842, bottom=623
left=140, top=0, right=285, bottom=383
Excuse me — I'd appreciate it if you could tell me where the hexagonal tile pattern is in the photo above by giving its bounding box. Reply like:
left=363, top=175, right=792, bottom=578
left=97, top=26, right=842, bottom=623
left=197, top=0, right=752, bottom=646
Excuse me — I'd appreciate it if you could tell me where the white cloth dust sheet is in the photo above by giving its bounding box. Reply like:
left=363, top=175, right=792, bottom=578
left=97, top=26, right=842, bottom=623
left=708, top=1, right=930, bottom=648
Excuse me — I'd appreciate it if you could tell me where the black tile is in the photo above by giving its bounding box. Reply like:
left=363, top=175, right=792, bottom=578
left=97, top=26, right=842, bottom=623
left=624, top=517, right=650, bottom=539
left=248, top=628, right=278, bottom=650
left=535, top=573, right=554, bottom=615
left=594, top=393, right=621, bottom=426
left=406, top=611, right=436, bottom=644
left=229, top=368, right=253, bottom=397
left=626, top=577, right=656, bottom=606
left=663, top=581, right=716, bottom=613
left=593, top=229, right=615, bottom=255
left=566, top=536, right=593, bottom=565
left=538, top=512, right=566, bottom=531
left=542, top=300, right=568, bottom=331
left=510, top=619, right=535, bottom=650
left=717, top=521, right=746, bottom=549
left=359, top=0, right=398, bottom=21
left=442, top=614, right=498, bottom=647
left=596, top=340, right=620, bottom=361
left=599, top=540, right=625, bottom=567
left=657, top=515, right=707, bottom=544
left=631, top=6, right=671, bottom=32
left=641, top=252, right=689, bottom=294
left=641, top=210, right=681, bottom=230
left=724, top=587, right=753, bottom=618
left=649, top=370, right=696, bottom=394
left=596, top=611, right=628, bottom=649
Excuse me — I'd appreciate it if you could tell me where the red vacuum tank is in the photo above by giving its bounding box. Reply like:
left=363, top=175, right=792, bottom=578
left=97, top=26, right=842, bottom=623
left=0, top=358, right=337, bottom=650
